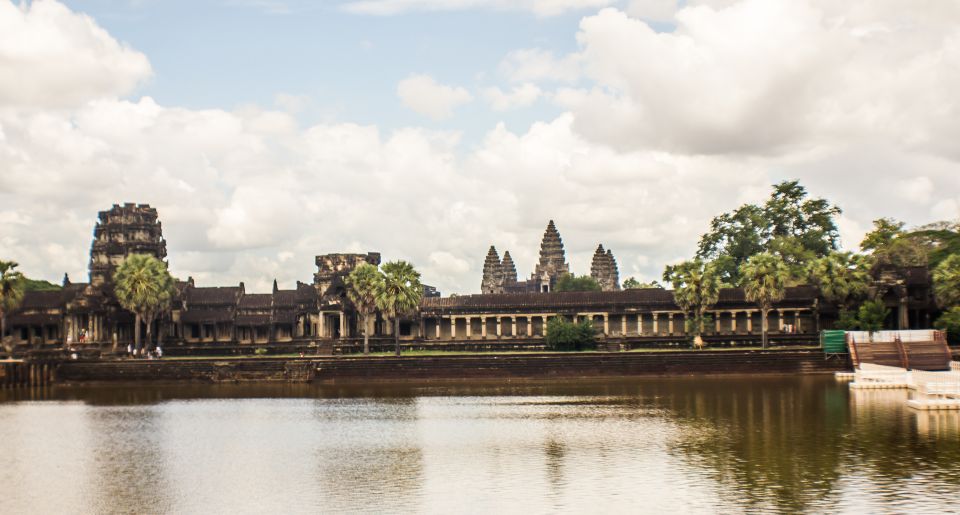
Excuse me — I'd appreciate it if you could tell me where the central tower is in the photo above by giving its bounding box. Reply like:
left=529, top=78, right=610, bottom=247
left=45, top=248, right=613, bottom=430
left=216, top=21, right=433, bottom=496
left=531, top=220, right=569, bottom=292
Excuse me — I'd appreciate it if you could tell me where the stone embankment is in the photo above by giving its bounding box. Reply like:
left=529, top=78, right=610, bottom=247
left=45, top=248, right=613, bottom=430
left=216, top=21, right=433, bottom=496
left=53, top=349, right=850, bottom=384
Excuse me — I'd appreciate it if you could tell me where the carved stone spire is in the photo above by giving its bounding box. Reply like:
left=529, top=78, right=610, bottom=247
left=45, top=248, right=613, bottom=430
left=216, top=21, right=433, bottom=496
left=481, top=246, right=503, bottom=294
left=591, top=244, right=621, bottom=291
left=532, top=220, right=569, bottom=292
left=500, top=251, right=517, bottom=285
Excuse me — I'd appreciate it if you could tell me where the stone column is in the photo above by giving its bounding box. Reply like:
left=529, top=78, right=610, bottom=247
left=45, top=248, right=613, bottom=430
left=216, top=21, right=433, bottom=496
left=715, top=312, right=721, bottom=334
left=747, top=311, right=753, bottom=333
left=481, top=317, right=488, bottom=339
left=652, top=312, right=659, bottom=335
left=668, top=313, right=675, bottom=335
left=511, top=317, right=517, bottom=337
left=542, top=316, right=548, bottom=337
left=730, top=311, right=737, bottom=333
left=465, top=316, right=472, bottom=339
left=637, top=314, right=643, bottom=336
left=621, top=315, right=627, bottom=336
left=339, top=312, right=346, bottom=339
left=496, top=317, right=502, bottom=337
left=795, top=310, right=802, bottom=333
left=319, top=312, right=326, bottom=339
left=603, top=313, right=609, bottom=336
left=435, top=317, right=441, bottom=339
left=451, top=316, right=457, bottom=339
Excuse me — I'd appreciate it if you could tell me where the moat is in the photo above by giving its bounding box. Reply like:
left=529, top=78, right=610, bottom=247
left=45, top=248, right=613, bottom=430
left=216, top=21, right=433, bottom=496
left=2, top=376, right=959, bottom=513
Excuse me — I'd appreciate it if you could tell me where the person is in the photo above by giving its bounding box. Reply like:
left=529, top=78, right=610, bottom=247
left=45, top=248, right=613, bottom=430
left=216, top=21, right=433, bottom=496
left=79, top=329, right=86, bottom=344
left=156, top=346, right=163, bottom=359
left=127, top=343, right=133, bottom=356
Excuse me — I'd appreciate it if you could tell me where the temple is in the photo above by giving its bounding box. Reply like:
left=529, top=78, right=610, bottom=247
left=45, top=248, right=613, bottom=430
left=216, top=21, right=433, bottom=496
left=2, top=205, right=943, bottom=351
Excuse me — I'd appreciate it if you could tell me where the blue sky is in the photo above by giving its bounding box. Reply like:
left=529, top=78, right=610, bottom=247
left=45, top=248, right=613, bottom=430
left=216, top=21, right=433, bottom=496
left=3, top=0, right=960, bottom=293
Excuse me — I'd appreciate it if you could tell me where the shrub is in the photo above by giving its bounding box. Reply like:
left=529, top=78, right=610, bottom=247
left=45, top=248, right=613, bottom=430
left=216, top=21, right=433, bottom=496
left=254, top=347, right=268, bottom=356
left=857, top=300, right=889, bottom=333
left=545, top=317, right=596, bottom=351
left=934, top=307, right=960, bottom=344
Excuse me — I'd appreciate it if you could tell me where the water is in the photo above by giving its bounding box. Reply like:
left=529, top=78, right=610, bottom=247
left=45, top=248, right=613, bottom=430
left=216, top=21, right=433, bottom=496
left=1, top=376, right=959, bottom=514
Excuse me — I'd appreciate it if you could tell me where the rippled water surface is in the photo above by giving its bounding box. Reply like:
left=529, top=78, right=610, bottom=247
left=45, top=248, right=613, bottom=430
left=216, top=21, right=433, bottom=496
left=2, top=376, right=959, bottom=514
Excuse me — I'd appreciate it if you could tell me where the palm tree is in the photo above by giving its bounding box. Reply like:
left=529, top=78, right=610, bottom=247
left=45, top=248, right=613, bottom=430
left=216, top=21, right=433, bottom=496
left=1, top=261, right=26, bottom=353
left=375, top=260, right=423, bottom=357
left=113, top=254, right=176, bottom=353
left=663, top=259, right=723, bottom=338
left=740, top=253, right=790, bottom=349
left=807, top=251, right=872, bottom=319
left=345, top=262, right=383, bottom=355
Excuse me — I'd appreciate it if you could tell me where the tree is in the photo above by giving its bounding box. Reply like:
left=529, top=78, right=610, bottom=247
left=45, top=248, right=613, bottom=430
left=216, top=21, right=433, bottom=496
left=740, top=253, right=790, bottom=349
left=857, top=299, right=889, bottom=334
left=697, top=181, right=841, bottom=283
left=345, top=263, right=383, bottom=355
left=663, top=259, right=723, bottom=337
left=859, top=218, right=928, bottom=267
left=375, top=260, right=423, bottom=357
left=545, top=317, right=595, bottom=351
left=554, top=273, right=602, bottom=292
left=623, top=277, right=663, bottom=289
left=807, top=252, right=872, bottom=314
left=1, top=261, right=26, bottom=353
left=113, top=254, right=176, bottom=353
left=934, top=307, right=960, bottom=342
left=933, top=254, right=960, bottom=308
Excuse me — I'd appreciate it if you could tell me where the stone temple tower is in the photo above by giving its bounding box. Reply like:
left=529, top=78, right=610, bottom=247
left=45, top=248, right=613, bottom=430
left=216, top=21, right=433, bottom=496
left=481, top=246, right=503, bottom=294
left=591, top=244, right=621, bottom=292
left=88, top=203, right=167, bottom=287
left=532, top=220, right=569, bottom=292
left=500, top=251, right=518, bottom=286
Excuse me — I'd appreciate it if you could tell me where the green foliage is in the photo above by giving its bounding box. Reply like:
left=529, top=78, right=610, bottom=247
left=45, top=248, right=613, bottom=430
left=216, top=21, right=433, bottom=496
left=859, top=218, right=929, bottom=267
left=807, top=252, right=872, bottom=310
left=911, top=222, right=960, bottom=269
left=856, top=300, right=889, bottom=333
left=663, top=259, right=723, bottom=336
left=933, top=254, right=960, bottom=308
left=833, top=309, right=860, bottom=330
left=254, top=347, right=268, bottom=356
left=375, top=260, right=423, bottom=356
left=113, top=254, right=177, bottom=350
left=739, top=253, right=791, bottom=348
left=933, top=307, right=960, bottom=340
left=622, top=277, right=662, bottom=289
left=696, top=181, right=841, bottom=283
left=345, top=262, right=384, bottom=354
left=545, top=317, right=596, bottom=351
left=23, top=277, right=61, bottom=291
left=1, top=260, right=26, bottom=349
left=554, top=273, right=601, bottom=292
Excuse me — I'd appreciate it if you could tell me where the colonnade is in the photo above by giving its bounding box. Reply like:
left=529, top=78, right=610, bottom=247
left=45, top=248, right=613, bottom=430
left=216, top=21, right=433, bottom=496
left=421, top=308, right=813, bottom=341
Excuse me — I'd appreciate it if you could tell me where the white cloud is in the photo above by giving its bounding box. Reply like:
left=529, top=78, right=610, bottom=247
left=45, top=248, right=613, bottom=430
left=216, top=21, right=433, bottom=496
left=343, top=0, right=614, bottom=17
left=625, top=0, right=679, bottom=22
left=482, top=83, right=542, bottom=111
left=499, top=48, right=582, bottom=83
left=397, top=74, right=473, bottom=120
left=0, top=0, right=150, bottom=108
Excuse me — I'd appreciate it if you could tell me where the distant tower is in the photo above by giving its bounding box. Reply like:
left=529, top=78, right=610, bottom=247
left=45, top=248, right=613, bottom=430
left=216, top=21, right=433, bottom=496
left=532, top=220, right=569, bottom=293
left=500, top=251, right=518, bottom=286
left=591, top=244, right=621, bottom=292
left=88, top=203, right=167, bottom=287
left=481, top=246, right=503, bottom=294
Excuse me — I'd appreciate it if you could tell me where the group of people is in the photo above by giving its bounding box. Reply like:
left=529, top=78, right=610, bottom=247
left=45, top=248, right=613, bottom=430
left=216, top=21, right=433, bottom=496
left=126, top=344, right=163, bottom=359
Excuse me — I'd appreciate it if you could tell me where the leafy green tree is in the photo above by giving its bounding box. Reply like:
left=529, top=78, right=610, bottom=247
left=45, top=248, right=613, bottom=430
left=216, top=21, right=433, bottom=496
left=113, top=254, right=176, bottom=353
left=857, top=299, right=889, bottom=334
left=934, top=307, right=960, bottom=342
left=622, top=277, right=663, bottom=289
left=859, top=218, right=928, bottom=267
left=23, top=277, right=61, bottom=292
left=545, top=317, right=595, bottom=351
left=1, top=261, right=26, bottom=352
left=697, top=181, right=841, bottom=283
left=833, top=309, right=860, bottom=330
left=740, top=253, right=791, bottom=349
left=345, top=263, right=384, bottom=355
left=663, top=259, right=723, bottom=337
left=554, top=273, right=602, bottom=292
left=910, top=221, right=960, bottom=269
left=375, top=260, right=423, bottom=357
left=807, top=252, right=872, bottom=312
left=933, top=254, right=960, bottom=308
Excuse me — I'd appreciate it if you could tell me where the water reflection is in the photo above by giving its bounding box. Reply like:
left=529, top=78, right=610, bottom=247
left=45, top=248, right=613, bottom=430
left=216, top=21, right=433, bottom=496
left=1, top=377, right=959, bottom=513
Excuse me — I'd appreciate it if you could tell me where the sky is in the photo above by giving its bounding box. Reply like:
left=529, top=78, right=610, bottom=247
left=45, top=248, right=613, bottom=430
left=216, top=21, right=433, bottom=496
left=1, top=0, right=959, bottom=294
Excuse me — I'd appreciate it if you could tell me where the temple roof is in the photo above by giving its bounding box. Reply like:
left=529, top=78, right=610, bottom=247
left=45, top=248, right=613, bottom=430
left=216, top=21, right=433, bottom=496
left=238, top=293, right=272, bottom=309
left=187, top=286, right=243, bottom=306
